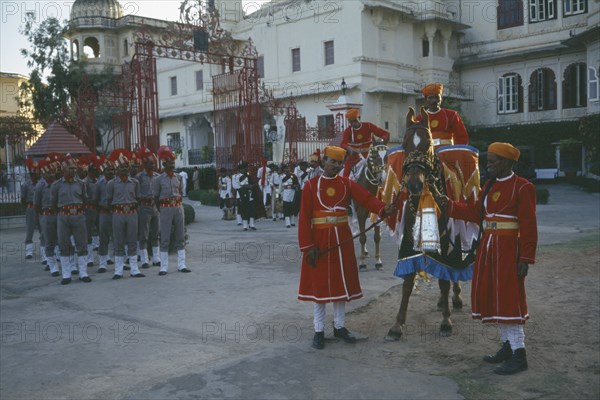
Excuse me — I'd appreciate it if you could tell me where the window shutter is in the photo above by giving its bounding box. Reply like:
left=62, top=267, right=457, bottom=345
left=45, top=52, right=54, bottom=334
left=529, top=72, right=537, bottom=112
left=498, top=77, right=504, bottom=113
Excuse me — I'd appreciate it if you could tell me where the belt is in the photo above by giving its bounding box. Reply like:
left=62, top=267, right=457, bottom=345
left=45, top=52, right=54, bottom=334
left=140, top=197, right=155, bottom=207
left=484, top=220, right=519, bottom=236
left=41, top=208, right=56, bottom=216
left=112, top=203, right=137, bottom=214
left=433, top=138, right=454, bottom=146
left=60, top=204, right=85, bottom=216
left=160, top=197, right=182, bottom=207
left=311, top=214, right=349, bottom=229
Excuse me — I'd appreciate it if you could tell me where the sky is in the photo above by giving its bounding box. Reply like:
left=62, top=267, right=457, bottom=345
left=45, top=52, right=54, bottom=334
left=0, top=0, right=268, bottom=77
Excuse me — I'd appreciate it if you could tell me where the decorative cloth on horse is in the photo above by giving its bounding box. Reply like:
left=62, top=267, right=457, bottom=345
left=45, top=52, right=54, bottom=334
left=346, top=108, right=360, bottom=121
left=488, top=142, right=520, bottom=161
left=422, top=83, right=443, bottom=97
left=413, top=186, right=441, bottom=253
left=436, top=145, right=481, bottom=255
left=324, top=146, right=346, bottom=162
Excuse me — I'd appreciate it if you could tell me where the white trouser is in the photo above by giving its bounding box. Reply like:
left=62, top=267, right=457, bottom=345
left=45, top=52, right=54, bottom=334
left=500, top=324, right=525, bottom=349
left=177, top=249, right=186, bottom=270
left=313, top=302, right=346, bottom=332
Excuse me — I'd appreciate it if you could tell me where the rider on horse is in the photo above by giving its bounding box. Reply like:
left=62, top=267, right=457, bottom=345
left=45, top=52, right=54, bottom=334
left=340, top=109, right=390, bottom=178
left=416, top=83, right=469, bottom=149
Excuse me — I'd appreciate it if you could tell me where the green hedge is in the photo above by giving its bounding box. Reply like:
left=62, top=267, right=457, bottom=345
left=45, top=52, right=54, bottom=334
left=469, top=120, right=579, bottom=168
left=183, top=203, right=195, bottom=225
left=188, top=189, right=219, bottom=206
left=177, top=166, right=217, bottom=194
left=536, top=188, right=550, bottom=204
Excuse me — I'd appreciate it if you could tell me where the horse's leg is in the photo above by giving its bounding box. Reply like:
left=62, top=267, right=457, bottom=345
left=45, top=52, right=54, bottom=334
left=374, top=224, right=383, bottom=270
left=438, top=279, right=452, bottom=336
left=452, top=281, right=463, bottom=309
left=358, top=212, right=367, bottom=271
left=385, top=273, right=416, bottom=341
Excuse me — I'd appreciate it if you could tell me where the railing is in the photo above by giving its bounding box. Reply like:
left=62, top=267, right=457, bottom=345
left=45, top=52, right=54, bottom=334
left=0, top=170, right=26, bottom=217
left=188, top=148, right=215, bottom=165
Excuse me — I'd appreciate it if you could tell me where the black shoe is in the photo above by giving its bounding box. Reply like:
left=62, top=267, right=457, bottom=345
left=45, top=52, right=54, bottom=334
left=71, top=270, right=79, bottom=275
left=26, top=255, right=33, bottom=260
left=97, top=267, right=107, bottom=273
left=244, top=228, right=248, bottom=231
left=484, top=341, right=512, bottom=364
left=249, top=226, right=256, bottom=230
left=286, top=225, right=291, bottom=228
left=51, top=271, right=60, bottom=277
left=312, top=331, right=325, bottom=350
left=123, top=265, right=131, bottom=271
left=158, top=271, right=167, bottom=276
left=178, top=268, right=191, bottom=273
left=61, top=278, right=71, bottom=285
left=141, top=263, right=149, bottom=269
left=131, top=273, right=146, bottom=278
left=42, top=260, right=48, bottom=265
left=44, top=265, right=50, bottom=271
left=291, top=223, right=296, bottom=227
left=87, top=261, right=94, bottom=267
left=333, top=327, right=357, bottom=344
left=112, top=274, right=123, bottom=280
left=494, top=348, right=528, bottom=375
left=79, top=276, right=92, bottom=283
left=107, top=259, right=114, bottom=265
left=153, top=261, right=161, bottom=267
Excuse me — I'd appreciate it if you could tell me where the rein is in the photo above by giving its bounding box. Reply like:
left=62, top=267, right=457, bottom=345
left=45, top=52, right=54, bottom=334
left=317, top=216, right=387, bottom=258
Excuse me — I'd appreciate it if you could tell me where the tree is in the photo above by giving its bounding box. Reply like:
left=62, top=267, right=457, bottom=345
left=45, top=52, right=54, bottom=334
left=19, top=16, right=86, bottom=127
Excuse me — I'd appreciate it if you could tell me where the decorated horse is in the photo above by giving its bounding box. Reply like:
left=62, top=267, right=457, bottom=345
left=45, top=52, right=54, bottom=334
left=352, top=143, right=388, bottom=270
left=382, top=106, right=481, bottom=339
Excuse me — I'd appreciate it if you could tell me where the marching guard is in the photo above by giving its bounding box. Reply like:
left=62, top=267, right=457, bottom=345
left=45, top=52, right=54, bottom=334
left=106, top=149, right=144, bottom=279
left=153, top=146, right=191, bottom=275
left=51, top=155, right=90, bottom=284
left=34, top=157, right=60, bottom=277
left=136, top=148, right=161, bottom=268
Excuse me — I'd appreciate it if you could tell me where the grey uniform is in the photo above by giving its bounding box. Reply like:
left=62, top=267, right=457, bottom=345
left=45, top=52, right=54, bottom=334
left=83, top=176, right=98, bottom=244
left=21, top=178, right=42, bottom=246
left=51, top=177, right=88, bottom=257
left=107, top=176, right=140, bottom=257
left=94, top=176, right=112, bottom=257
left=136, top=170, right=160, bottom=251
left=153, top=173, right=185, bottom=252
left=34, top=178, right=55, bottom=257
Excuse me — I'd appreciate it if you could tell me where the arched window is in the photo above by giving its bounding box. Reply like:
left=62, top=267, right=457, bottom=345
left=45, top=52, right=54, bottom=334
left=498, top=73, right=523, bottom=114
left=83, top=37, right=100, bottom=58
left=529, top=68, right=557, bottom=111
left=563, top=63, right=587, bottom=108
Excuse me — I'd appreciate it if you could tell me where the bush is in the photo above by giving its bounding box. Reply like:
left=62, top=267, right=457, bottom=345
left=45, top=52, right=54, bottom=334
left=183, top=203, right=195, bottom=225
left=188, top=189, right=219, bottom=206
left=566, top=176, right=600, bottom=193
left=536, top=188, right=550, bottom=204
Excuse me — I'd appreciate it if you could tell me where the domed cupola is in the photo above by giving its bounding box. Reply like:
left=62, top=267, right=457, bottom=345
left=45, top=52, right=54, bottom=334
left=70, top=0, right=124, bottom=20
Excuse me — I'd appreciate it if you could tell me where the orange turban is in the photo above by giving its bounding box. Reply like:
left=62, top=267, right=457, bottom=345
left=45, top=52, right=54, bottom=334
left=488, top=142, right=520, bottom=161
left=324, top=146, right=346, bottom=162
left=346, top=109, right=360, bottom=121
left=422, top=83, right=443, bottom=97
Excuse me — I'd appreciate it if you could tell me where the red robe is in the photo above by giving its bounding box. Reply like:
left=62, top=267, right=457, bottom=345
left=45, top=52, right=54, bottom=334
left=448, top=173, right=537, bottom=324
left=298, top=175, right=386, bottom=303
left=340, top=122, right=390, bottom=176
left=416, top=108, right=468, bottom=148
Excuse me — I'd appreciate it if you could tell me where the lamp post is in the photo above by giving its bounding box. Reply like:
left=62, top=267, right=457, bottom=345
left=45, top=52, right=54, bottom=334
left=341, top=78, right=347, bottom=96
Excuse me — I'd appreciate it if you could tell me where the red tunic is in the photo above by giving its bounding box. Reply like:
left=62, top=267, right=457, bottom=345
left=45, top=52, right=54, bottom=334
left=448, top=173, right=537, bottom=324
left=298, top=175, right=386, bottom=303
left=416, top=108, right=468, bottom=148
left=340, top=122, right=390, bottom=176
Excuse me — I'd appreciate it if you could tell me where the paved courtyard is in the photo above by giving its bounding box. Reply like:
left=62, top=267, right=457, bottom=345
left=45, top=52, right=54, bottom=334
left=0, top=183, right=598, bottom=399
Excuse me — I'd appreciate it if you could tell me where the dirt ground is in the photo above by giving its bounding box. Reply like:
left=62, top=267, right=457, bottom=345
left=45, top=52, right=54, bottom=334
left=340, top=233, right=599, bottom=400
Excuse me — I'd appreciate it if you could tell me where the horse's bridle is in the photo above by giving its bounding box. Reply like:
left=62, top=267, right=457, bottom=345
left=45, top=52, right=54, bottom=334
left=363, top=144, right=387, bottom=186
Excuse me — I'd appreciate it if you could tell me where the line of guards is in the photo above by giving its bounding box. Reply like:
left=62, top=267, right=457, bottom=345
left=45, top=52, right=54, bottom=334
left=218, top=153, right=324, bottom=230
left=21, top=146, right=190, bottom=285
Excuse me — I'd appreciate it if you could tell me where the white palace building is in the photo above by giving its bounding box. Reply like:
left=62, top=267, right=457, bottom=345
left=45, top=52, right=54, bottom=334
left=66, top=0, right=599, bottom=171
